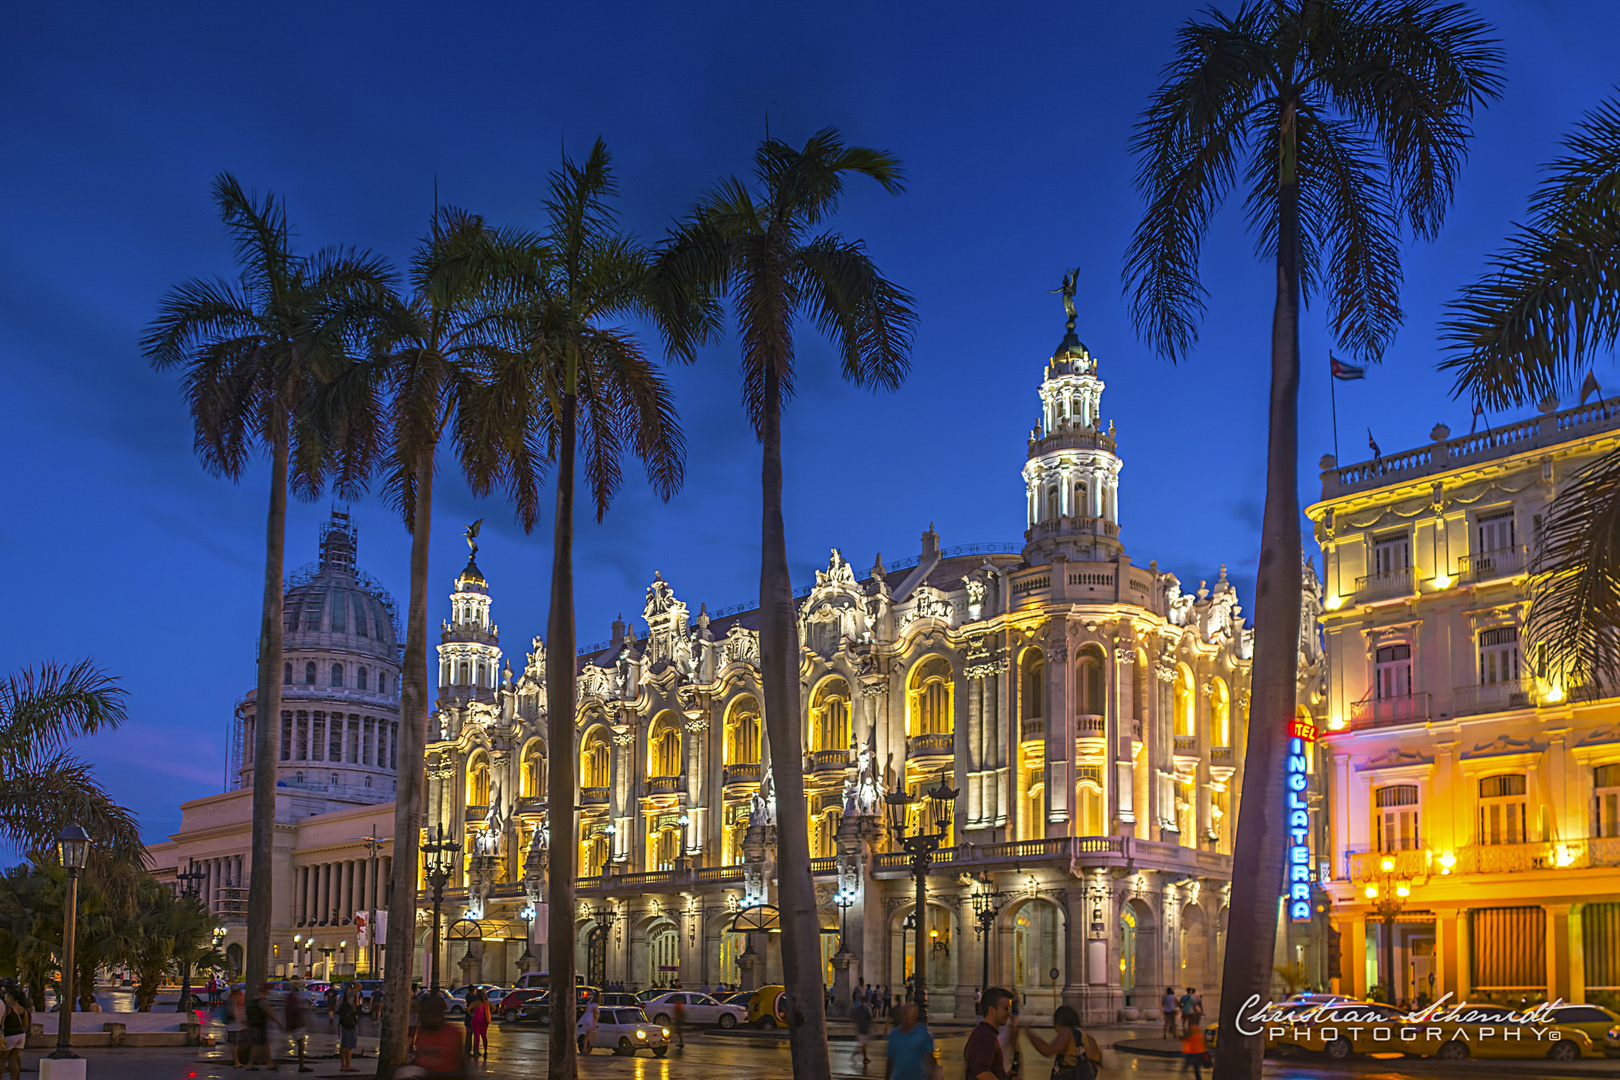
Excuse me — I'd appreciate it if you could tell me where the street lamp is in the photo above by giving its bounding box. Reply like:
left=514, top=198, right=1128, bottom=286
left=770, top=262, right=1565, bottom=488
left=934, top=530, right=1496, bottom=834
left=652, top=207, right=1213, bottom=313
left=340, top=940, right=348, bottom=976
left=833, top=888, right=856, bottom=952
left=884, top=767, right=957, bottom=1022
left=421, top=824, right=462, bottom=992
left=321, top=947, right=335, bottom=982
left=52, top=823, right=90, bottom=1060
left=1363, top=857, right=1414, bottom=1005
left=969, top=870, right=1006, bottom=995
left=175, top=859, right=207, bottom=1013
left=518, top=905, right=537, bottom=963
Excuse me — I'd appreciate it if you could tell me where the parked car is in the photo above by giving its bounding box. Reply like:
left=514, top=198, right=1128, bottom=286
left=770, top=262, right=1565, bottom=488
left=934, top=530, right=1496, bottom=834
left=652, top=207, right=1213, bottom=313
left=582, top=1006, right=669, bottom=1058
left=498, top=988, right=544, bottom=1023
left=519, top=986, right=601, bottom=1025
left=451, top=983, right=506, bottom=1005
left=643, top=991, right=746, bottom=1029
left=1542, top=1003, right=1620, bottom=1048
left=746, top=986, right=788, bottom=1029
left=713, top=990, right=751, bottom=1007
left=597, top=993, right=642, bottom=1009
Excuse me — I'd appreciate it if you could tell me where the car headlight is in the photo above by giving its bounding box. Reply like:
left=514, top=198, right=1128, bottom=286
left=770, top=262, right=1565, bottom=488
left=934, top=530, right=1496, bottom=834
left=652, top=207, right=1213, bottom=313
left=635, top=1030, right=647, bottom=1039
left=662, top=1028, right=671, bottom=1037
left=1610, top=1026, right=1620, bottom=1039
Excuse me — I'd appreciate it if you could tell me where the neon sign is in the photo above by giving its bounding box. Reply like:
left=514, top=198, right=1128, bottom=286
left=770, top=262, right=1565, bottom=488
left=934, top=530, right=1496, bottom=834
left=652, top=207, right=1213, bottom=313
left=1286, top=723, right=1314, bottom=922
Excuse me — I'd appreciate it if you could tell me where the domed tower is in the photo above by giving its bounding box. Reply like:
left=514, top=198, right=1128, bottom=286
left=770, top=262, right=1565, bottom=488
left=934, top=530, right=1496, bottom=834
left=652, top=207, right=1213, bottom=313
left=236, top=508, right=402, bottom=804
left=437, top=527, right=502, bottom=706
left=1021, top=274, right=1124, bottom=566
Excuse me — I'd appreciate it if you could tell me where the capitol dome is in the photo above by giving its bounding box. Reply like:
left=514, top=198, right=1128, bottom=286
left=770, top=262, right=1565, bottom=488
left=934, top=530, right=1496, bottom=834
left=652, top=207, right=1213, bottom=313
left=234, top=509, right=403, bottom=808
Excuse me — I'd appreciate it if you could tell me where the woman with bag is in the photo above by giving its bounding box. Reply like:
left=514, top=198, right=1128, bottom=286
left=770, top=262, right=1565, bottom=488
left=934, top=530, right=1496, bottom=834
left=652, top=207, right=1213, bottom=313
left=1020, top=1006, right=1095, bottom=1080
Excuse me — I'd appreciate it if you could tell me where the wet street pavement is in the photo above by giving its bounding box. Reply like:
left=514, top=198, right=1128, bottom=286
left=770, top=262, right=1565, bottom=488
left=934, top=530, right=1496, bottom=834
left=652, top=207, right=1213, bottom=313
left=13, top=1018, right=1612, bottom=1080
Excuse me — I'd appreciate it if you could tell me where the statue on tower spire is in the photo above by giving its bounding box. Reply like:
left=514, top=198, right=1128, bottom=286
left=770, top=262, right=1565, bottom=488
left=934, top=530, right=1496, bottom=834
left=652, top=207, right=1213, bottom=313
left=465, top=519, right=483, bottom=558
left=1051, top=267, right=1079, bottom=332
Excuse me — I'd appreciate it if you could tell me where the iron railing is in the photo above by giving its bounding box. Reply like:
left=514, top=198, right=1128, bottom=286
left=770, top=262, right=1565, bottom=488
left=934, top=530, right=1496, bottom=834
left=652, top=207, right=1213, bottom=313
left=1348, top=691, right=1432, bottom=730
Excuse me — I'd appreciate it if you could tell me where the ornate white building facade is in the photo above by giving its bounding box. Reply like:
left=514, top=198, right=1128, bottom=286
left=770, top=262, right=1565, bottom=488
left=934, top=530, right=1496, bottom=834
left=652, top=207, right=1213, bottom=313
left=421, top=310, right=1298, bottom=1022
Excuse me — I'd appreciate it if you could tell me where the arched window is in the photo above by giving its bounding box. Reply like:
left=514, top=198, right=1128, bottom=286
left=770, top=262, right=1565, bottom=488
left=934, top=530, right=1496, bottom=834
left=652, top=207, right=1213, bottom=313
left=908, top=657, right=954, bottom=737
left=466, top=753, right=490, bottom=807
left=582, top=832, right=610, bottom=877
left=1074, top=481, right=1089, bottom=517
left=476, top=662, right=486, bottom=687
left=1020, top=648, right=1045, bottom=738
left=1076, top=646, right=1106, bottom=716
left=305, top=662, right=317, bottom=685
left=813, top=808, right=842, bottom=858
left=331, top=663, right=344, bottom=687
left=1046, top=486, right=1059, bottom=522
left=1174, top=665, right=1195, bottom=736
left=378, top=673, right=387, bottom=695
left=457, top=662, right=471, bottom=685
left=725, top=696, right=761, bottom=766
left=811, top=679, right=851, bottom=753
left=581, top=733, right=611, bottom=790
left=521, top=741, right=545, bottom=799
left=357, top=666, right=368, bottom=691
left=650, top=825, right=681, bottom=872
left=1210, top=678, right=1230, bottom=746
left=283, top=663, right=292, bottom=685
left=649, top=714, right=682, bottom=778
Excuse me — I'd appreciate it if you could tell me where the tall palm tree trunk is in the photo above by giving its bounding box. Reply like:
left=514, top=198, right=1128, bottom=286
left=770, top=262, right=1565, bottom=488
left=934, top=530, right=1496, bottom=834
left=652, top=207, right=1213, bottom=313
left=758, top=364, right=831, bottom=1080
left=1214, top=162, right=1304, bottom=1080
left=378, top=453, right=435, bottom=1075
left=547, top=387, right=579, bottom=1080
left=245, top=425, right=289, bottom=997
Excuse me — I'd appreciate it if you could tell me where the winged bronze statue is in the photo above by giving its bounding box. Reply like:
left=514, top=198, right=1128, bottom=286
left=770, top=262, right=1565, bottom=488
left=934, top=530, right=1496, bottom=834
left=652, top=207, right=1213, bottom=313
left=465, top=519, right=483, bottom=557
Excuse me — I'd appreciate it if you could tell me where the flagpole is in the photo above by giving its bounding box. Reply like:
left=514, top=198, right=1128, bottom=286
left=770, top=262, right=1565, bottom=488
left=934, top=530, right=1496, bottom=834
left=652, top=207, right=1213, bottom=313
left=1330, top=362, right=1341, bottom=462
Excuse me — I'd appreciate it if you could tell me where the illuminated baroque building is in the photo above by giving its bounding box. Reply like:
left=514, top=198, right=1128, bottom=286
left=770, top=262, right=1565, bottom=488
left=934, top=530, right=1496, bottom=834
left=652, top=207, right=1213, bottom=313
left=1311, top=397, right=1620, bottom=1007
left=421, top=305, right=1296, bottom=1023
left=149, top=510, right=400, bottom=980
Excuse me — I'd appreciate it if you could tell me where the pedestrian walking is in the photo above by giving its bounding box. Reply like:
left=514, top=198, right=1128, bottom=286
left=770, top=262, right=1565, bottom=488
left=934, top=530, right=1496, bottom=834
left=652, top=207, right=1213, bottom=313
left=1178, top=987, right=1197, bottom=1037
left=285, top=981, right=312, bottom=1072
left=1179, top=1020, right=1208, bottom=1080
left=1021, top=1006, right=1094, bottom=1080
left=467, top=990, right=491, bottom=1058
left=245, top=986, right=278, bottom=1071
left=336, top=983, right=361, bottom=1073
left=2, top=989, right=27, bottom=1080
left=852, top=995, right=873, bottom=1067
left=225, top=985, right=246, bottom=1067
left=576, top=996, right=599, bottom=1055
left=1161, top=988, right=1178, bottom=1039
left=399, top=995, right=465, bottom=1080
left=884, top=1004, right=935, bottom=1080
left=966, top=987, right=1014, bottom=1080
left=671, top=994, right=686, bottom=1049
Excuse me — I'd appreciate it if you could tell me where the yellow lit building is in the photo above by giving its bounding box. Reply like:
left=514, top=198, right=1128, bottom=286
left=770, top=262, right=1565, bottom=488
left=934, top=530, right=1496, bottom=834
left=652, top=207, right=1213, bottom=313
left=1310, top=397, right=1620, bottom=1007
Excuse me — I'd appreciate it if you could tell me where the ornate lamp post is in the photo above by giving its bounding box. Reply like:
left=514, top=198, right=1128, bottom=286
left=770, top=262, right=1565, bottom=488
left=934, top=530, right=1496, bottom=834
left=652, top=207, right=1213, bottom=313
left=422, top=824, right=461, bottom=992
left=1363, top=858, right=1413, bottom=1005
left=293, top=934, right=303, bottom=978
left=833, top=888, right=856, bottom=952
left=969, top=869, right=1006, bottom=994
left=320, top=947, right=334, bottom=982
left=884, top=767, right=957, bottom=1022
left=174, top=859, right=207, bottom=1013
left=51, top=823, right=90, bottom=1060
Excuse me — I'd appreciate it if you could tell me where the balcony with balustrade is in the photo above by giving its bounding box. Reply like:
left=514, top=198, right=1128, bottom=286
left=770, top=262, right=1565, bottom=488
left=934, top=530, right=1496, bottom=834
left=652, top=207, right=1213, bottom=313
left=722, top=763, right=762, bottom=787
left=581, top=786, right=609, bottom=806
left=809, top=749, right=850, bottom=773
left=1347, top=848, right=1433, bottom=882
left=644, top=776, right=680, bottom=796
left=1356, top=566, right=1414, bottom=602
left=1076, top=714, right=1106, bottom=736
left=907, top=732, right=954, bottom=759
left=1458, top=546, right=1527, bottom=583
left=1452, top=680, right=1534, bottom=718
left=1020, top=717, right=1045, bottom=741
left=1348, top=691, right=1431, bottom=730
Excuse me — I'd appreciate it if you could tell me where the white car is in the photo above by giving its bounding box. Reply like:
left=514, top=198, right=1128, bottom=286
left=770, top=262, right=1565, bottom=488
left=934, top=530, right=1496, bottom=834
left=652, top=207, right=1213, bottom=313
left=582, top=1006, right=670, bottom=1057
left=644, top=991, right=746, bottom=1029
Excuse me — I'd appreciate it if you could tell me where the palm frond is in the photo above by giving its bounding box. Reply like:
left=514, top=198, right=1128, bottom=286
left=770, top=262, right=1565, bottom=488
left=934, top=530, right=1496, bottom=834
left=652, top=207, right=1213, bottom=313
left=0, top=747, right=144, bottom=865
left=1527, top=446, right=1620, bottom=689
left=794, top=235, right=915, bottom=391
left=0, top=661, right=127, bottom=757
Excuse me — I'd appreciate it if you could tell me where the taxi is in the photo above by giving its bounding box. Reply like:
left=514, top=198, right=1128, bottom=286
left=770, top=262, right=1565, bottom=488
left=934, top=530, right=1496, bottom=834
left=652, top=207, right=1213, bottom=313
left=1405, top=1002, right=1600, bottom=1062
left=1271, top=1000, right=1412, bottom=1060
left=747, top=985, right=789, bottom=1029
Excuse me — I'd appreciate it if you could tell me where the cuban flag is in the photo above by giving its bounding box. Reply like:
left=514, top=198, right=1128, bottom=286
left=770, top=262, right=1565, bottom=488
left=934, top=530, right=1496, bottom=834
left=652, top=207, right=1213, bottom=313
left=1330, top=355, right=1367, bottom=380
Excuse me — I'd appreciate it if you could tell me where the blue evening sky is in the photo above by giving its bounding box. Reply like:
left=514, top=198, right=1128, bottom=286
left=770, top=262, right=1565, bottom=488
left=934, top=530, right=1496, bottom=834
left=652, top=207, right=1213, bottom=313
left=3, top=3, right=1615, bottom=845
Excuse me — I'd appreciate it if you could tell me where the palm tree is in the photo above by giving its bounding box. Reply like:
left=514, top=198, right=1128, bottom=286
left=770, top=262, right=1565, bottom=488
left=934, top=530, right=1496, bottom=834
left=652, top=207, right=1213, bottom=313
left=660, top=127, right=915, bottom=1080
left=1123, top=4, right=1500, bottom=1074
left=0, top=661, right=141, bottom=862
left=1441, top=95, right=1620, bottom=692
left=459, top=140, right=702, bottom=1080
left=143, top=174, right=395, bottom=996
left=362, top=208, right=534, bottom=1074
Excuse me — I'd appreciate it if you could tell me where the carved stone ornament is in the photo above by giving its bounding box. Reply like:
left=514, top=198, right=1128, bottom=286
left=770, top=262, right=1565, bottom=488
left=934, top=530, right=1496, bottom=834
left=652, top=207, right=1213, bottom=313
left=685, top=716, right=709, bottom=733
left=1114, top=646, right=1135, bottom=665
left=612, top=732, right=634, bottom=747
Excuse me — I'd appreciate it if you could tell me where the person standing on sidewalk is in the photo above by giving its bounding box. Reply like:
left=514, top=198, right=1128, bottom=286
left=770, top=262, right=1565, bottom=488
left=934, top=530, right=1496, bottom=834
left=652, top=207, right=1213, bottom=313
left=1161, top=988, right=1178, bottom=1039
left=1179, top=1018, right=1207, bottom=1080
left=336, top=983, right=361, bottom=1073
left=1021, top=1006, right=1093, bottom=1080
left=2, top=988, right=27, bottom=1080
left=284, top=981, right=311, bottom=1072
left=671, top=994, right=686, bottom=1050
left=966, top=987, right=1014, bottom=1080
left=884, top=1004, right=934, bottom=1080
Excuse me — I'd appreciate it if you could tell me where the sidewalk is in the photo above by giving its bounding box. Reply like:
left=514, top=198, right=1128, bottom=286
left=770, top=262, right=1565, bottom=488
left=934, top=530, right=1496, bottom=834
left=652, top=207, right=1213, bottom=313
left=1112, top=1036, right=1620, bottom=1076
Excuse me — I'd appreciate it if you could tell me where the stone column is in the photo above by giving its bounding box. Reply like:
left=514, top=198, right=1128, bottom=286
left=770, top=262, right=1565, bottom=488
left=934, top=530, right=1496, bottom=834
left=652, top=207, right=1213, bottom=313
left=1548, top=903, right=1573, bottom=1003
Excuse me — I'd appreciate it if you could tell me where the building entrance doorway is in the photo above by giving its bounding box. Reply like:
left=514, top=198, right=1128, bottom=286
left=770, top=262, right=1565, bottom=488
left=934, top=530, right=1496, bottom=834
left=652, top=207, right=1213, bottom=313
left=585, top=924, right=608, bottom=987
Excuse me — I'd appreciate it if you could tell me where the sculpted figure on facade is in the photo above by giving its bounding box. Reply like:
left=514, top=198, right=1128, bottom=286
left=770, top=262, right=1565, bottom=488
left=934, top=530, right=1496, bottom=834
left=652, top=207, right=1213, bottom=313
left=842, top=731, right=883, bottom=819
